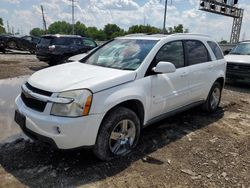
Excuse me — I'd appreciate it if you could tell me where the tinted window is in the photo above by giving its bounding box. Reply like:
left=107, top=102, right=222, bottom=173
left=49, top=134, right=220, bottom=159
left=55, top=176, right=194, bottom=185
left=39, top=37, right=51, bottom=46
left=71, top=38, right=83, bottom=45
left=51, top=37, right=71, bottom=45
left=185, top=40, right=210, bottom=65
left=207, top=41, right=224, bottom=59
left=22, top=36, right=32, bottom=41
left=32, top=38, right=40, bottom=44
left=84, top=39, right=96, bottom=47
left=155, top=41, right=184, bottom=68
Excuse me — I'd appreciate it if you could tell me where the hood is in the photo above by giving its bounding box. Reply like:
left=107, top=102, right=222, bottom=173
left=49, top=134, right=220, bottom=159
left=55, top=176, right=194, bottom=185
left=28, top=62, right=136, bottom=93
left=225, top=54, right=250, bottom=64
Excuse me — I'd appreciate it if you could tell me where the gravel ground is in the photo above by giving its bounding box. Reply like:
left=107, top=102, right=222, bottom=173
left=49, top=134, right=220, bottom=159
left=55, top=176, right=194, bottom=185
left=0, top=51, right=48, bottom=79
left=0, top=53, right=249, bottom=188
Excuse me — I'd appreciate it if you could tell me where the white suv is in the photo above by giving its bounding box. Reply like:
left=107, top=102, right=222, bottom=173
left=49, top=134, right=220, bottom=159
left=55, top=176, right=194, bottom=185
left=15, top=34, right=226, bottom=160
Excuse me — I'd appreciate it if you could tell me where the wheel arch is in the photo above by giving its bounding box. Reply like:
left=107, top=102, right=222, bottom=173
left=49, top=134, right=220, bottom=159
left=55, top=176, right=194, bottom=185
left=101, top=99, right=145, bottom=128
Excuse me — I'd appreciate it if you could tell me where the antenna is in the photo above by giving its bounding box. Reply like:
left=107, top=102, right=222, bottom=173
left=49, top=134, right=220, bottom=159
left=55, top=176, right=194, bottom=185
left=41, top=5, right=47, bottom=33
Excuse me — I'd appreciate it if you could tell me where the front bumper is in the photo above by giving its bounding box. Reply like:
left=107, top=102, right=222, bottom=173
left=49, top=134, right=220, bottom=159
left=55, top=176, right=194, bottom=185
left=15, top=95, right=104, bottom=149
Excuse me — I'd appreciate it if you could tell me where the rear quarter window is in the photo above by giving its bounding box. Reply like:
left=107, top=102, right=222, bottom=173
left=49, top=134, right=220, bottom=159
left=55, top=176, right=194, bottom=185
left=185, top=40, right=210, bottom=65
left=207, top=41, right=224, bottom=60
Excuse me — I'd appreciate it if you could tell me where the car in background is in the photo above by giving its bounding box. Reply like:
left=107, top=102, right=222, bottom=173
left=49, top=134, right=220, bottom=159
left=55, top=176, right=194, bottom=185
left=225, top=41, right=250, bottom=83
left=0, top=35, right=40, bottom=54
left=36, top=34, right=97, bottom=66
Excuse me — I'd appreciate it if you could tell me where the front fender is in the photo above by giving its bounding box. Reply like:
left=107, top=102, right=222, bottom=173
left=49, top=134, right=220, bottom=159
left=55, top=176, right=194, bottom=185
left=90, top=77, right=151, bottom=124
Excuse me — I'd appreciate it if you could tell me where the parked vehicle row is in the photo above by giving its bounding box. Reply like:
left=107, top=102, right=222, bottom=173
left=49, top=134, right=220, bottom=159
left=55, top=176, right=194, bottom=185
left=0, top=34, right=97, bottom=64
left=0, top=35, right=40, bottom=54
left=14, top=33, right=226, bottom=160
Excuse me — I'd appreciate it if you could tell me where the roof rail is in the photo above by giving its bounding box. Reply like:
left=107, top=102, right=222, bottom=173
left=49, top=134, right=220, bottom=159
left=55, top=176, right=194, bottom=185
left=124, top=33, right=148, bottom=37
left=171, top=33, right=211, bottom=38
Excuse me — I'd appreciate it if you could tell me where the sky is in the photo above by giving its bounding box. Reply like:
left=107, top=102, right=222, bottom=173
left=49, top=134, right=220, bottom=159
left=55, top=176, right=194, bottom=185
left=0, top=0, right=249, bottom=41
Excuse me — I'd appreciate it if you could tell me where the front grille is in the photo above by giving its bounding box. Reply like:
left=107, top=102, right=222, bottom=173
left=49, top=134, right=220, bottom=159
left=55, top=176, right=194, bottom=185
left=21, top=82, right=52, bottom=112
left=227, top=62, right=250, bottom=76
left=21, top=93, right=47, bottom=112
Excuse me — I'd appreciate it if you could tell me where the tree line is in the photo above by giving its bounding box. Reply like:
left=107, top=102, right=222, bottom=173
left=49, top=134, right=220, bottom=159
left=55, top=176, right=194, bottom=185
left=30, top=21, right=188, bottom=41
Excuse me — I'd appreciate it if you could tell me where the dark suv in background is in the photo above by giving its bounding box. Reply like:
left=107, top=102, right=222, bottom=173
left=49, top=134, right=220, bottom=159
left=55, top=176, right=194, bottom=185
left=36, top=35, right=97, bottom=65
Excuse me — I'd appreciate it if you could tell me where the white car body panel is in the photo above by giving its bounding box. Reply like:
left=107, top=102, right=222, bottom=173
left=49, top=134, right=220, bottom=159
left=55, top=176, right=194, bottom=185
left=15, top=34, right=226, bottom=149
left=28, top=62, right=136, bottom=93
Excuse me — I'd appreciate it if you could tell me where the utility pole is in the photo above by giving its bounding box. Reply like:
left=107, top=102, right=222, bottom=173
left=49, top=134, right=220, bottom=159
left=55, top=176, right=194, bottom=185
left=41, top=5, right=47, bottom=33
left=7, top=21, right=10, bottom=33
left=162, top=0, right=168, bottom=33
left=69, top=0, right=77, bottom=35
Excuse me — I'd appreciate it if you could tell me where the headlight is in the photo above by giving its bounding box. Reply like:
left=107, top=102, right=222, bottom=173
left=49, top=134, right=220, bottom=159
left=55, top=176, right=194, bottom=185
left=51, top=89, right=92, bottom=117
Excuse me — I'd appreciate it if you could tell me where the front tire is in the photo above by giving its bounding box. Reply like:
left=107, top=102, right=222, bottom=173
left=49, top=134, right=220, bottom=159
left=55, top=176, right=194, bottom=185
left=94, top=107, right=141, bottom=161
left=203, top=82, right=222, bottom=112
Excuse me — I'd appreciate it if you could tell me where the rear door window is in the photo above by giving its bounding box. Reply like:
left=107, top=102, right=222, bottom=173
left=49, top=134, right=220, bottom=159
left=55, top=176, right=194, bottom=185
left=185, top=40, right=210, bottom=65
left=207, top=41, right=224, bottom=60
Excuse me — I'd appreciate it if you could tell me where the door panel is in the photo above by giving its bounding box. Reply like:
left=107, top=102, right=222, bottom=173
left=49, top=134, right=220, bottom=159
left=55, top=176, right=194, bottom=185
left=149, top=67, right=190, bottom=119
left=148, top=40, right=190, bottom=120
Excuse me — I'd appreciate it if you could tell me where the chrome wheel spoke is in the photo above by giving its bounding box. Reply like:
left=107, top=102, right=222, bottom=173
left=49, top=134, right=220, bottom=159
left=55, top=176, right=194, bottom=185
left=110, top=132, right=120, bottom=140
left=121, top=120, right=128, bottom=132
left=127, top=127, right=135, bottom=138
left=112, top=140, right=122, bottom=154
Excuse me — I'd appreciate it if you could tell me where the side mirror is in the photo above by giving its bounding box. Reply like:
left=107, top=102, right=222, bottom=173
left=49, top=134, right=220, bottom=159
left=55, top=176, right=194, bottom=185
left=152, top=61, right=176, bottom=74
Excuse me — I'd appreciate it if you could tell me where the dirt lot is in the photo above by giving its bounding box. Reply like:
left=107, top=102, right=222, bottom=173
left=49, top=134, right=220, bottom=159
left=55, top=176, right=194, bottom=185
left=0, top=53, right=249, bottom=187
left=0, top=51, right=48, bottom=79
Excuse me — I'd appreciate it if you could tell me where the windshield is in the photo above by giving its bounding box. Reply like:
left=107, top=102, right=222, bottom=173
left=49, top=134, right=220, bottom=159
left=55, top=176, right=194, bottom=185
left=230, top=43, right=250, bottom=55
left=82, top=39, right=158, bottom=70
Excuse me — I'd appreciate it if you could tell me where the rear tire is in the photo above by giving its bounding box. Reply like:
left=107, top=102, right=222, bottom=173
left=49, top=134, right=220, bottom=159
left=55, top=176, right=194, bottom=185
left=93, top=107, right=141, bottom=161
left=203, top=82, right=222, bottom=112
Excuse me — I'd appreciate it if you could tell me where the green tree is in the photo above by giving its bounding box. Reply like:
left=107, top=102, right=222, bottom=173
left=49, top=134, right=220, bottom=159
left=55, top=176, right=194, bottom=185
left=104, top=24, right=123, bottom=39
left=47, top=21, right=72, bottom=34
left=128, top=25, right=161, bottom=34
left=220, top=40, right=228, bottom=44
left=86, top=27, right=107, bottom=41
left=75, top=21, right=87, bottom=36
left=167, top=24, right=188, bottom=34
left=30, top=28, right=45, bottom=37
left=0, top=18, right=6, bottom=34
